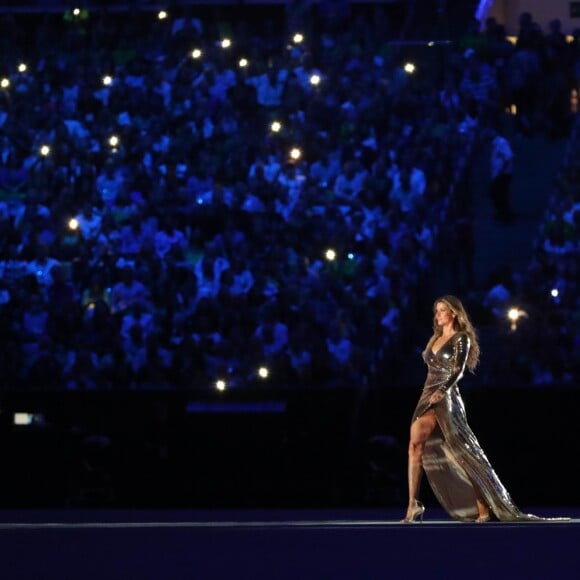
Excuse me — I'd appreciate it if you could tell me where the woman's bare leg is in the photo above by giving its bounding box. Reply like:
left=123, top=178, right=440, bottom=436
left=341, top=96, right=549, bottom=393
left=405, top=411, right=437, bottom=516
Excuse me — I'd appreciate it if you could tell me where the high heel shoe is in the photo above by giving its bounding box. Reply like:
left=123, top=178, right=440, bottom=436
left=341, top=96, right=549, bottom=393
left=400, top=500, right=425, bottom=523
left=474, top=514, right=490, bottom=523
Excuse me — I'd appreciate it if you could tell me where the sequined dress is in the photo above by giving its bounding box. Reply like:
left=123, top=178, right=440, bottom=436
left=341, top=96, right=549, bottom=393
left=413, top=331, right=566, bottom=522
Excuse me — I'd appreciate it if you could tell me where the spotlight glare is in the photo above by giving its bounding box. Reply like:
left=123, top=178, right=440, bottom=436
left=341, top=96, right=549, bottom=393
left=325, top=248, right=336, bottom=261
left=1, top=78, right=10, bottom=88
left=239, top=58, right=248, bottom=68
left=40, top=145, right=50, bottom=156
left=550, top=288, right=559, bottom=298
left=158, top=10, right=168, bottom=20
left=221, top=38, right=232, bottom=49
left=103, top=75, right=113, bottom=86
left=403, top=62, right=416, bottom=74
left=293, top=33, right=304, bottom=44
left=18, top=63, right=27, bottom=73
left=507, top=307, right=528, bottom=331
left=271, top=121, right=282, bottom=133
left=258, top=366, right=269, bottom=379
left=215, top=379, right=227, bottom=391
left=309, top=74, right=321, bottom=86
left=68, top=218, right=79, bottom=231
left=191, top=48, right=202, bottom=59
left=109, top=135, right=119, bottom=147
left=290, top=147, right=302, bottom=160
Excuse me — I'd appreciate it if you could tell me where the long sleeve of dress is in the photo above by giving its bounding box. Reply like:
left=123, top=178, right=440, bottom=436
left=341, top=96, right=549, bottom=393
left=438, top=333, right=469, bottom=393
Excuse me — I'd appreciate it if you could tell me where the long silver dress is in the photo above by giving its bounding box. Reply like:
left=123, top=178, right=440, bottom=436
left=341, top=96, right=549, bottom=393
left=413, top=331, right=565, bottom=522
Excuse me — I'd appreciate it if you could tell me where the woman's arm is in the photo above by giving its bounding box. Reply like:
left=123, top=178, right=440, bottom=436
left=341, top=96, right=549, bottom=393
left=439, top=333, right=470, bottom=392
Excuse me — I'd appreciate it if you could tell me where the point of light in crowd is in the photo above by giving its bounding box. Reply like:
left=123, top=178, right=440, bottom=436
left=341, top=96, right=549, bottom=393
left=18, top=63, right=27, bottom=73
left=239, top=58, right=248, bottom=68
left=68, top=218, right=79, bottom=231
left=507, top=307, right=528, bottom=331
left=109, top=135, right=119, bottom=147
left=347, top=253, right=354, bottom=260
left=551, top=288, right=559, bottom=298
left=290, top=147, right=302, bottom=160
left=309, top=74, right=321, bottom=86
left=428, top=41, right=435, bottom=47
left=158, top=10, right=168, bottom=20
left=258, top=367, right=269, bottom=379
left=403, top=62, right=416, bottom=74
left=293, top=33, right=304, bottom=44
left=1, top=78, right=10, bottom=88
left=103, top=75, right=113, bottom=86
left=215, top=379, right=226, bottom=391
left=40, top=145, right=50, bottom=156
left=73, top=8, right=80, bottom=16
left=191, top=48, right=202, bottom=59
left=221, top=38, right=232, bottom=49
left=271, top=121, right=282, bottom=133
left=325, top=248, right=336, bottom=261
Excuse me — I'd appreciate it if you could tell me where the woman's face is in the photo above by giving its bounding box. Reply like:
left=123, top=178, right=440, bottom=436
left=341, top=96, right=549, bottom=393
left=434, top=301, right=455, bottom=328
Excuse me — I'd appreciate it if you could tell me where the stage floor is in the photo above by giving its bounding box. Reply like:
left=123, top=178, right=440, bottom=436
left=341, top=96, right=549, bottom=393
left=0, top=508, right=578, bottom=579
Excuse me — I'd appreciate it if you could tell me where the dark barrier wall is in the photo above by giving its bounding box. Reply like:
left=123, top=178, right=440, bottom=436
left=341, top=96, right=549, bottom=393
left=0, top=386, right=576, bottom=508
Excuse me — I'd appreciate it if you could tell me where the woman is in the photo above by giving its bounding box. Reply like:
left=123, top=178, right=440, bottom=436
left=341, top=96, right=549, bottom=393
left=401, top=295, right=566, bottom=523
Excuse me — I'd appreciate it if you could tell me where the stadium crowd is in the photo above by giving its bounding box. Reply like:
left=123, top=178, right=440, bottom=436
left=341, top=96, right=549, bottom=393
left=0, top=4, right=576, bottom=390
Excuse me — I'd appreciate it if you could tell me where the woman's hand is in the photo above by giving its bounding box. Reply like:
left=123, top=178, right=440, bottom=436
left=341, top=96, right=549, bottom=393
left=429, top=390, right=445, bottom=406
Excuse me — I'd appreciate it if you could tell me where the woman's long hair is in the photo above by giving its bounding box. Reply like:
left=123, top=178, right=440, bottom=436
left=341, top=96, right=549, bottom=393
left=423, top=295, right=480, bottom=372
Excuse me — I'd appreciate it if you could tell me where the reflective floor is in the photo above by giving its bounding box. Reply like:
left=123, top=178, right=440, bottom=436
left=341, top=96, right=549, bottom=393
left=0, top=508, right=578, bottom=579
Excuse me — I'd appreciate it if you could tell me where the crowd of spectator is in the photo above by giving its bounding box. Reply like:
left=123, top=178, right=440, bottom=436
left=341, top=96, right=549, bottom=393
left=506, top=117, right=580, bottom=386
left=0, top=5, right=576, bottom=390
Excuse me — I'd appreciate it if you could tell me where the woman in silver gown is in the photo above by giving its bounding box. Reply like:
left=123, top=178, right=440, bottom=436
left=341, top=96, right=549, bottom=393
left=401, top=295, right=567, bottom=523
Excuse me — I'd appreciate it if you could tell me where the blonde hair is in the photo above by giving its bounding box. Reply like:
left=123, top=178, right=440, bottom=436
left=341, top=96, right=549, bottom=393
left=423, top=295, right=480, bottom=372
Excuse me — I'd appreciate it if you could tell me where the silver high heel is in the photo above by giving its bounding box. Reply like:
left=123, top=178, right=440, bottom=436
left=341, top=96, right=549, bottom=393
left=401, top=500, right=425, bottom=523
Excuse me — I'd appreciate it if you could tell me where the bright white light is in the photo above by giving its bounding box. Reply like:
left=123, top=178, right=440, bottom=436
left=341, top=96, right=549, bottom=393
left=158, top=11, right=168, bottom=20
left=403, top=62, right=416, bottom=74
left=550, top=288, right=559, bottom=298
left=14, top=413, right=33, bottom=426
left=68, top=218, right=79, bottom=231
left=215, top=379, right=227, bottom=391
left=109, top=135, right=119, bottom=147
left=507, top=307, right=528, bottom=331
left=258, top=367, right=269, bottom=379
left=18, top=63, right=27, bottom=73
left=347, top=253, right=354, bottom=260
left=103, top=75, right=113, bottom=86
left=309, top=74, right=321, bottom=86
left=221, top=38, right=232, bottom=49
left=238, top=58, right=248, bottom=68
left=1, top=78, right=10, bottom=88
left=191, top=48, right=202, bottom=59
left=290, top=147, right=302, bottom=160
left=40, top=145, right=50, bottom=156
left=293, top=33, right=304, bottom=44
left=73, top=8, right=80, bottom=16
left=325, top=249, right=336, bottom=261
left=271, top=121, right=282, bottom=133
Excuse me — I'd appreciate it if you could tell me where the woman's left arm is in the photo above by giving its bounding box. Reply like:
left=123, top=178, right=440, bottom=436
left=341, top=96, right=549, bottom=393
left=438, top=333, right=470, bottom=393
